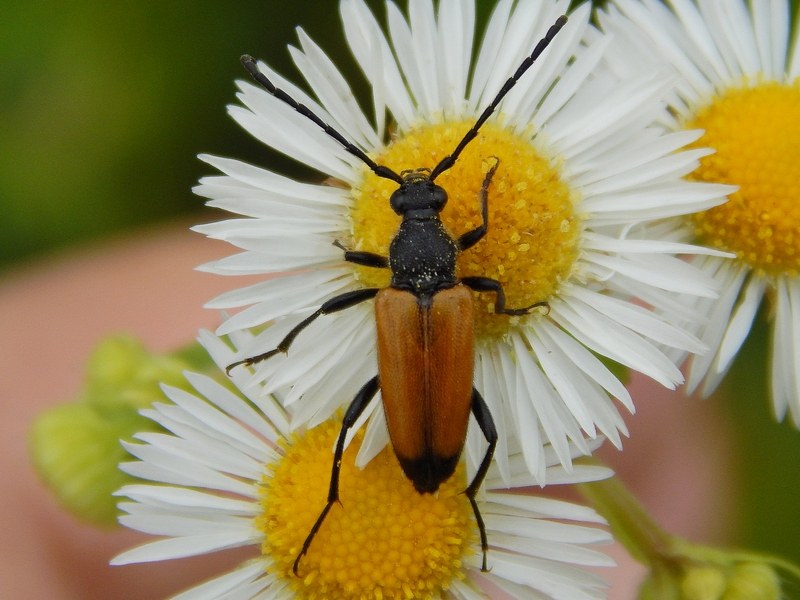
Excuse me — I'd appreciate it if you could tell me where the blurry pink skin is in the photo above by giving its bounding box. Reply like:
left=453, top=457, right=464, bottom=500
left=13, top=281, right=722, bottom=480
left=0, top=222, right=734, bottom=599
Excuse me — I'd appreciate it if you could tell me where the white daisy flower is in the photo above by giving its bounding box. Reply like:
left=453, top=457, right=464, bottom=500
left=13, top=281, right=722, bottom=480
left=112, top=331, right=614, bottom=600
left=194, top=0, right=730, bottom=482
left=598, top=0, right=800, bottom=424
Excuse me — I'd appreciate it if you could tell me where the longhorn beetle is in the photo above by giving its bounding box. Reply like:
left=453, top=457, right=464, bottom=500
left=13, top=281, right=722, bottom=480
left=230, top=14, right=568, bottom=574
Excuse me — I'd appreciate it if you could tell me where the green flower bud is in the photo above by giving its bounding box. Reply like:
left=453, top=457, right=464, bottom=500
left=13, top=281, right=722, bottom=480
left=30, top=400, right=156, bottom=527
left=30, top=335, right=197, bottom=526
left=639, top=560, right=784, bottom=600
left=681, top=565, right=727, bottom=600
left=725, top=563, right=780, bottom=600
left=638, top=566, right=682, bottom=600
left=85, top=335, right=190, bottom=412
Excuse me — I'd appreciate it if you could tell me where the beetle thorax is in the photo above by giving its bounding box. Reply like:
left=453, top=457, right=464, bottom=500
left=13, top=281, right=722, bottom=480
left=389, top=218, right=459, bottom=294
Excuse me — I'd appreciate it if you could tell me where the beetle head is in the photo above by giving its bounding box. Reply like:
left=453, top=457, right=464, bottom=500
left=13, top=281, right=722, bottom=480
left=390, top=168, right=447, bottom=216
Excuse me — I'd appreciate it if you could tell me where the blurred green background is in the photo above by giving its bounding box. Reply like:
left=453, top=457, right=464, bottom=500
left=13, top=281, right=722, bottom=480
left=1, top=1, right=384, bottom=269
left=2, top=0, right=799, bottom=590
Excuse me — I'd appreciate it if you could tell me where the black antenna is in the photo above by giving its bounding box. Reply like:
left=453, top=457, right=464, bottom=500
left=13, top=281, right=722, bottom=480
left=241, top=13, right=567, bottom=185
left=241, top=55, right=404, bottom=184
left=429, top=14, right=568, bottom=181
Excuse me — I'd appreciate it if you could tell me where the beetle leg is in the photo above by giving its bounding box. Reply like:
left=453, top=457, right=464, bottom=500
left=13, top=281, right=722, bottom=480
left=466, top=387, right=497, bottom=572
left=293, top=375, right=380, bottom=575
left=226, top=287, right=380, bottom=373
left=461, top=276, right=549, bottom=316
left=333, top=239, right=389, bottom=269
left=457, top=156, right=500, bottom=251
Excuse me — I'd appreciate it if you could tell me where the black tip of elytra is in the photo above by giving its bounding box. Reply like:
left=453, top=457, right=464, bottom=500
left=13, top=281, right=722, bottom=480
left=396, top=453, right=460, bottom=494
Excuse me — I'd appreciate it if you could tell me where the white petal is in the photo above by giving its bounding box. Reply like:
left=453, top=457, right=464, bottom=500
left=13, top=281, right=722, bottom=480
left=292, top=28, right=379, bottom=149
left=496, top=343, right=545, bottom=481
left=197, top=330, right=291, bottom=437
left=160, top=385, right=273, bottom=459
left=354, top=401, right=391, bottom=467
left=667, top=0, right=732, bottom=83
left=488, top=552, right=608, bottom=600
left=407, top=0, right=440, bottom=115
left=263, top=305, right=374, bottom=393
left=449, top=578, right=494, bottom=600
left=117, top=505, right=255, bottom=540
left=567, top=284, right=705, bottom=354
left=708, top=0, right=760, bottom=77
left=510, top=4, right=590, bottom=130
left=197, top=155, right=344, bottom=206
left=199, top=238, right=338, bottom=275
left=489, top=533, right=614, bottom=568
left=474, top=0, right=544, bottom=112
left=468, top=0, right=513, bottom=108
left=588, top=251, right=718, bottom=298
left=230, top=94, right=352, bottom=180
left=120, top=444, right=255, bottom=499
left=340, top=0, right=416, bottom=129
left=474, top=348, right=511, bottom=485
left=524, top=328, right=597, bottom=437
left=169, top=561, right=272, bottom=600
left=116, top=485, right=256, bottom=516
left=715, top=274, right=766, bottom=372
left=581, top=148, right=712, bottom=197
left=685, top=259, right=748, bottom=395
left=767, top=0, right=790, bottom=78
left=512, top=334, right=585, bottom=471
left=535, top=33, right=611, bottom=129
left=124, top=427, right=262, bottom=483
left=486, top=492, right=607, bottom=524
left=582, top=232, right=731, bottom=258
left=771, top=278, right=800, bottom=425
left=537, top=320, right=633, bottom=412
left=111, top=532, right=254, bottom=565
left=789, top=5, right=800, bottom=80
left=613, top=0, right=715, bottom=94
left=437, top=0, right=474, bottom=115
left=386, top=2, right=430, bottom=118
left=551, top=295, right=683, bottom=388
left=214, top=274, right=352, bottom=334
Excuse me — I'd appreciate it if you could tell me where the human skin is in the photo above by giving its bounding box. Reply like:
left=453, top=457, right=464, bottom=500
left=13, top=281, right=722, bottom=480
left=0, top=221, right=733, bottom=599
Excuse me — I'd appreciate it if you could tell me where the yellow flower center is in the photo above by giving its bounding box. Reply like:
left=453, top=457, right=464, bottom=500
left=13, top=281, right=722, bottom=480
left=348, top=121, right=580, bottom=338
left=257, top=420, right=474, bottom=599
left=686, top=81, right=800, bottom=276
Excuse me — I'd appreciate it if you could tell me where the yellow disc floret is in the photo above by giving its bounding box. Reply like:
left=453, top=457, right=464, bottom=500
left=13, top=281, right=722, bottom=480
left=257, top=420, right=475, bottom=599
left=686, top=81, right=800, bottom=276
left=348, top=121, right=580, bottom=339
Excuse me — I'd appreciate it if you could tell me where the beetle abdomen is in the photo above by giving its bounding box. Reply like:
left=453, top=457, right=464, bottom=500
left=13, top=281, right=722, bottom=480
left=375, top=285, right=474, bottom=493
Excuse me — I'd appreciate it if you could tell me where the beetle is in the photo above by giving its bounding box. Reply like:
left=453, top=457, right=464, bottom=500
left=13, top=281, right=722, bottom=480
left=229, top=14, right=568, bottom=574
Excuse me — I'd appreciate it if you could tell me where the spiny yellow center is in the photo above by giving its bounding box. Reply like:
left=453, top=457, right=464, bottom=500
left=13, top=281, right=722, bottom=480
left=257, top=421, right=474, bottom=599
left=349, top=121, right=580, bottom=338
left=686, top=81, right=800, bottom=276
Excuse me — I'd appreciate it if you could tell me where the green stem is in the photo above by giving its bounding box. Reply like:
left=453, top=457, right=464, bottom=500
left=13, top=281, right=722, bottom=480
left=578, top=471, right=676, bottom=568
left=578, top=462, right=800, bottom=599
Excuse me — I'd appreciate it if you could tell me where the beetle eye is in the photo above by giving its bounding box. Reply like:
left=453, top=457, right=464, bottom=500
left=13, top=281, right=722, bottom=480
left=432, top=186, right=447, bottom=209
left=389, top=188, right=407, bottom=215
